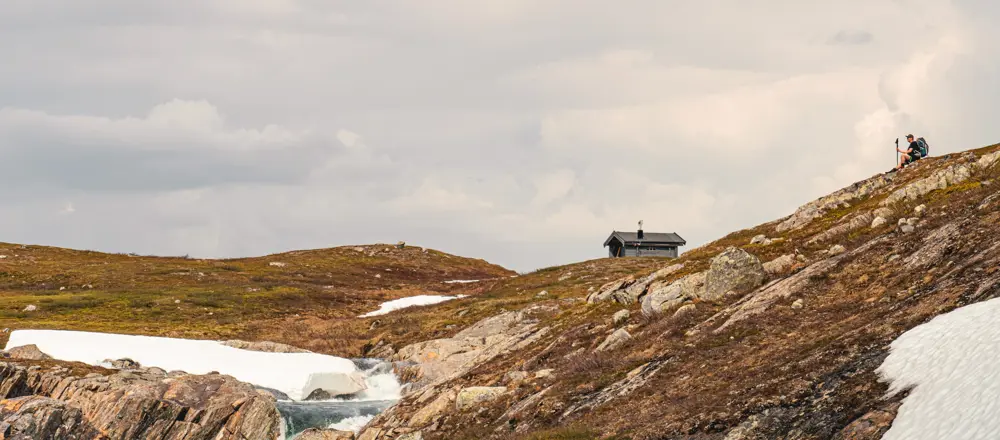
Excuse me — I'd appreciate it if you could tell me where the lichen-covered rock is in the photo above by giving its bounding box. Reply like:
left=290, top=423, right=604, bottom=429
left=750, top=234, right=768, bottom=245
left=703, top=248, right=766, bottom=301
left=455, top=387, right=506, bottom=411
left=829, top=245, right=846, bottom=256
left=596, top=329, right=631, bottom=352
left=408, top=390, right=455, bottom=427
left=587, top=263, right=684, bottom=305
left=0, top=396, right=97, bottom=439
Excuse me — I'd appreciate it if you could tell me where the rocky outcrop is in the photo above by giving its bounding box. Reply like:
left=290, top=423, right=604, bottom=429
left=587, top=264, right=684, bottom=305
left=612, top=310, right=630, bottom=326
left=220, top=340, right=311, bottom=353
left=904, top=222, right=961, bottom=269
left=777, top=173, right=894, bottom=232
left=641, top=272, right=706, bottom=316
left=883, top=161, right=975, bottom=205
left=6, top=345, right=52, bottom=361
left=0, top=361, right=281, bottom=440
left=705, top=238, right=886, bottom=334
left=807, top=212, right=874, bottom=245
left=703, top=247, right=766, bottom=301
left=393, top=307, right=552, bottom=389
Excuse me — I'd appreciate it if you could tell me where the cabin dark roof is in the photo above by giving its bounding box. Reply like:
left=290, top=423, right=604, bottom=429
left=603, top=231, right=687, bottom=247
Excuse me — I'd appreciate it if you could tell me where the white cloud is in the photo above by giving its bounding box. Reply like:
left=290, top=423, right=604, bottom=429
left=1, top=0, right=997, bottom=271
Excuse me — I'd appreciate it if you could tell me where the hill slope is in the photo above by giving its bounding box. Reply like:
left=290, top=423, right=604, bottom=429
left=0, top=243, right=513, bottom=354
left=349, top=143, right=1000, bottom=439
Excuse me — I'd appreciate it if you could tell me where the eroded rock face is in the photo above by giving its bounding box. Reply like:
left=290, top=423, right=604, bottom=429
left=703, top=248, right=766, bottom=302
left=0, top=361, right=281, bottom=440
left=883, top=162, right=975, bottom=205
left=393, top=308, right=552, bottom=389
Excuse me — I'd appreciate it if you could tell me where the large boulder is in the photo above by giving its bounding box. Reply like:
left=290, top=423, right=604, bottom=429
left=455, top=387, right=506, bottom=411
left=703, top=247, right=766, bottom=301
left=7, top=344, right=52, bottom=361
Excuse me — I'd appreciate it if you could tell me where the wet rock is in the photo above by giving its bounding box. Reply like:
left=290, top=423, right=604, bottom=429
left=7, top=345, right=52, bottom=361
left=296, top=428, right=356, bottom=440
left=829, top=245, right=846, bottom=256
left=703, top=248, right=766, bottom=301
left=456, top=387, right=506, bottom=411
left=596, top=329, right=631, bottom=352
left=612, top=310, right=631, bottom=326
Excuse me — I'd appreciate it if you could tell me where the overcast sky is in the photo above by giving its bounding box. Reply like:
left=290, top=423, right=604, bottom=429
left=1, top=0, right=998, bottom=271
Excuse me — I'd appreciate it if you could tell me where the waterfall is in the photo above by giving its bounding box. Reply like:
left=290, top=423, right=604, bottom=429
left=278, top=358, right=402, bottom=439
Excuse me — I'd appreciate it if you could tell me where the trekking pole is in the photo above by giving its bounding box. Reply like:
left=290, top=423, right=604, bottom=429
left=895, top=138, right=899, bottom=169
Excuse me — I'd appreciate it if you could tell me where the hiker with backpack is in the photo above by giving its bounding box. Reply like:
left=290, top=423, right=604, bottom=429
left=895, top=134, right=929, bottom=171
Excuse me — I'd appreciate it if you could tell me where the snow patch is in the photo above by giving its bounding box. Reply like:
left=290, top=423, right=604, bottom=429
left=877, top=297, right=1000, bottom=440
left=4, top=329, right=367, bottom=401
left=359, top=295, right=466, bottom=318
left=444, top=279, right=480, bottom=284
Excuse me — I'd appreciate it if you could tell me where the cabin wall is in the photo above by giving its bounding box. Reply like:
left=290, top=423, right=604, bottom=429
left=618, top=245, right=678, bottom=258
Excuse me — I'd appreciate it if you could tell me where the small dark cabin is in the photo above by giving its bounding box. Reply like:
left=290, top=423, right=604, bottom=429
left=604, top=226, right=686, bottom=258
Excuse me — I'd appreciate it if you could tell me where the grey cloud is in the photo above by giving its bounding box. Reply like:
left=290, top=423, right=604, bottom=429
left=829, top=30, right=875, bottom=45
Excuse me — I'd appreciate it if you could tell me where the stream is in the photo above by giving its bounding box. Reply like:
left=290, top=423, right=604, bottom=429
left=277, top=358, right=403, bottom=438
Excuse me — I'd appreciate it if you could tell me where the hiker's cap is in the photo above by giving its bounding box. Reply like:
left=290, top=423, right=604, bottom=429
left=906, top=134, right=914, bottom=139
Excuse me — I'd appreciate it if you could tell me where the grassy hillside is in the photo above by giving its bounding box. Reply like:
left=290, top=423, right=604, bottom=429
left=0, top=243, right=513, bottom=352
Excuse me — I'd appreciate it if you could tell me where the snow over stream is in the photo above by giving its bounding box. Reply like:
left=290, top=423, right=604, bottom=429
left=4, top=330, right=406, bottom=437
left=877, top=297, right=1000, bottom=440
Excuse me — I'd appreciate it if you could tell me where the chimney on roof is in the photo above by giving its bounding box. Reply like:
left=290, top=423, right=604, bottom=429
left=637, top=220, right=644, bottom=240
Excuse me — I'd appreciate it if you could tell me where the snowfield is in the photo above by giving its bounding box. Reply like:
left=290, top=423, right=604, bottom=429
left=4, top=329, right=367, bottom=401
left=359, top=294, right=466, bottom=318
left=877, top=297, right=1000, bottom=440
